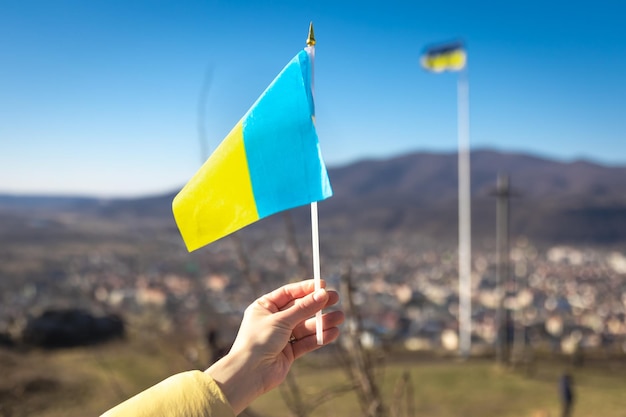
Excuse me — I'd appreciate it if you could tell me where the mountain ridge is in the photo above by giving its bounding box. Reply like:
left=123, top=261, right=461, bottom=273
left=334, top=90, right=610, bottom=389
left=2, top=149, right=626, bottom=245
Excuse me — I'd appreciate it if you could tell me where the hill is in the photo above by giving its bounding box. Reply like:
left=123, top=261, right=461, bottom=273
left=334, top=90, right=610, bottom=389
left=2, top=149, right=626, bottom=245
left=318, top=149, right=626, bottom=245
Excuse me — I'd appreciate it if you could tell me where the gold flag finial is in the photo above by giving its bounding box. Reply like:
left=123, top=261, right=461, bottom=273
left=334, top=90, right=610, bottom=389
left=306, top=21, right=316, bottom=46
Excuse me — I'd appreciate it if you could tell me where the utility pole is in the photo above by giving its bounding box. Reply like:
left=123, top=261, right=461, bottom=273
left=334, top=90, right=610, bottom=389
left=492, top=173, right=511, bottom=365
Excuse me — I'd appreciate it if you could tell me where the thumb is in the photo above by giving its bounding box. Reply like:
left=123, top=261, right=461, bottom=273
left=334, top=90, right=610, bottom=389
left=279, top=288, right=328, bottom=328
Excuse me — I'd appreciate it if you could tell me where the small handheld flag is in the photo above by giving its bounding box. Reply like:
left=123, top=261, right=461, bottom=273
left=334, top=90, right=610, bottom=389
left=420, top=41, right=466, bottom=73
left=173, top=49, right=333, bottom=252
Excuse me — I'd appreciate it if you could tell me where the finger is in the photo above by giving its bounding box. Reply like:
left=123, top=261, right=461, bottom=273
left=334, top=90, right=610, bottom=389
left=292, top=310, right=345, bottom=341
left=277, top=288, right=329, bottom=328
left=291, top=327, right=340, bottom=359
left=278, top=289, right=340, bottom=312
left=258, top=279, right=326, bottom=313
left=323, top=290, right=340, bottom=308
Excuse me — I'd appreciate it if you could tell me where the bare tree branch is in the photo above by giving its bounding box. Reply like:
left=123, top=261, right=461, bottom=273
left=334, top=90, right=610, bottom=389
left=340, top=266, right=388, bottom=417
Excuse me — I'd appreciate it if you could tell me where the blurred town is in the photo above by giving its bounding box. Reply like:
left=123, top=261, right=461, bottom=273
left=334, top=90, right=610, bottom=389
left=1, top=195, right=625, bottom=364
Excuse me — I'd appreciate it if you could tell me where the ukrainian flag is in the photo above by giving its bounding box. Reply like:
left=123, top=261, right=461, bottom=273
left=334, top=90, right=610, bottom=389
left=421, top=42, right=466, bottom=73
left=172, top=49, right=332, bottom=252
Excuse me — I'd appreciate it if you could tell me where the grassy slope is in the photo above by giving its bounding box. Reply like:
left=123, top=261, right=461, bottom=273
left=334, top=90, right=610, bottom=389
left=251, top=357, right=626, bottom=417
left=1, top=340, right=625, bottom=417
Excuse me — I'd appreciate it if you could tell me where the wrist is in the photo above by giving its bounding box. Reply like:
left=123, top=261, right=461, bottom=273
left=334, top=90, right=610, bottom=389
left=205, top=349, right=262, bottom=415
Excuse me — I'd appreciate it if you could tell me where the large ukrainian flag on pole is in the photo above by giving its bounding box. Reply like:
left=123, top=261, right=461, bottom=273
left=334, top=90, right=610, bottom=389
left=173, top=49, right=332, bottom=252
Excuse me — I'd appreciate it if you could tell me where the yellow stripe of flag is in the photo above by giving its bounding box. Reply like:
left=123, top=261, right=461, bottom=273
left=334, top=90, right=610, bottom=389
left=172, top=121, right=258, bottom=250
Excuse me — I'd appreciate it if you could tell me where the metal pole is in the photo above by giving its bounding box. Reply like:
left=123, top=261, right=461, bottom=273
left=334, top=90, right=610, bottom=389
left=458, top=68, right=472, bottom=358
left=494, top=173, right=510, bottom=364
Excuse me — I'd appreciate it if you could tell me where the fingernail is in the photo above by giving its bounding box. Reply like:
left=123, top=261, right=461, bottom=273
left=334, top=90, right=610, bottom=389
left=313, top=288, right=327, bottom=302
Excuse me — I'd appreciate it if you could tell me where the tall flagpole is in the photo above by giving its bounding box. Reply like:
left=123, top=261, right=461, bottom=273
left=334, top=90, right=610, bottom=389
left=457, top=62, right=472, bottom=358
left=420, top=41, right=471, bottom=357
left=305, top=22, right=324, bottom=345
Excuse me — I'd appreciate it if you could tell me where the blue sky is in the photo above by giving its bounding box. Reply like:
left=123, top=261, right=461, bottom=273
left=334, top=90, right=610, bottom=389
left=1, top=0, right=625, bottom=197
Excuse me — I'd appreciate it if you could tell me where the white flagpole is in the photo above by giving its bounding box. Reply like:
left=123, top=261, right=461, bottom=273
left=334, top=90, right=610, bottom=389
left=457, top=64, right=472, bottom=358
left=305, top=22, right=324, bottom=345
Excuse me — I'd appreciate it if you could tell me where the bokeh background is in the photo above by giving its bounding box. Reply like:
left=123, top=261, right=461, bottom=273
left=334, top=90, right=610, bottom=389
left=1, top=1, right=625, bottom=416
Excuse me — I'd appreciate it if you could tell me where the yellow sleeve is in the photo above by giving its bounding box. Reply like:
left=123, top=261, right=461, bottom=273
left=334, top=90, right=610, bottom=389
left=101, top=370, right=236, bottom=417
